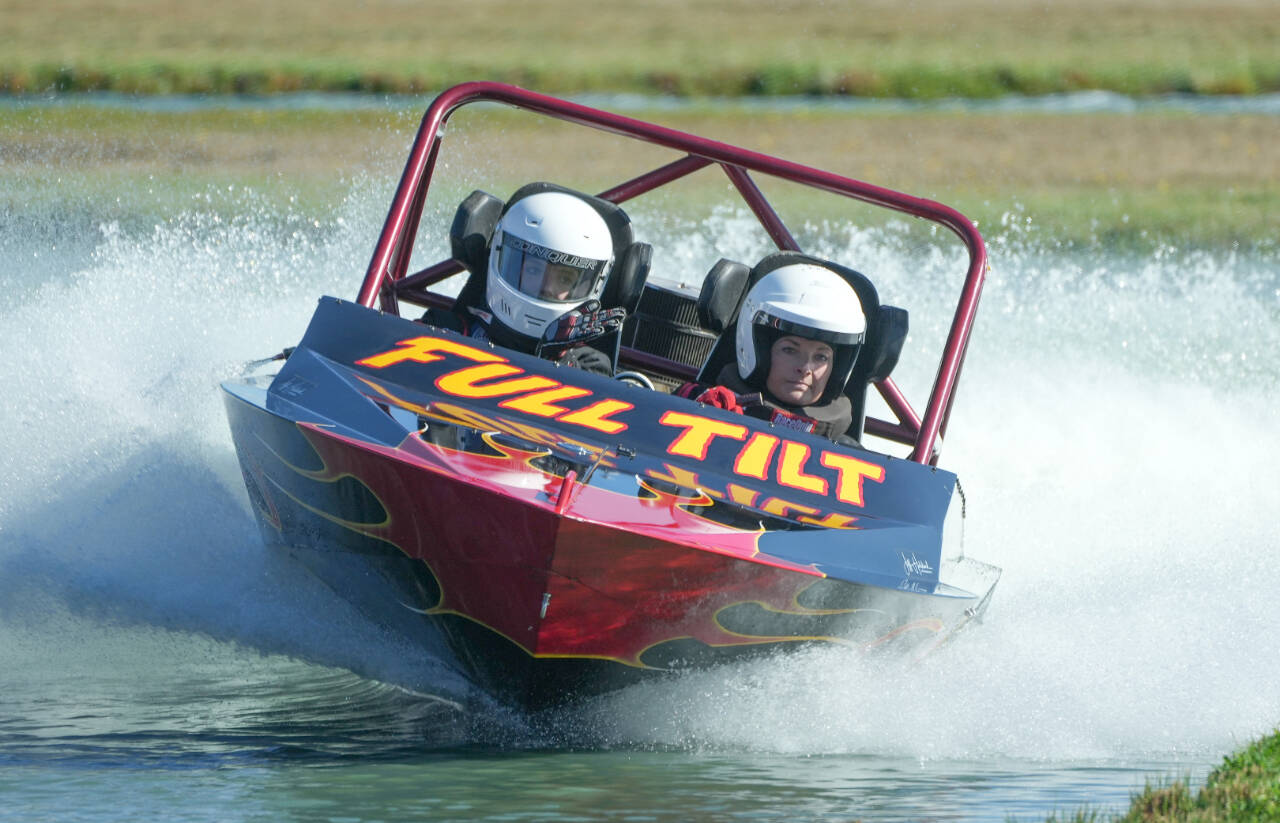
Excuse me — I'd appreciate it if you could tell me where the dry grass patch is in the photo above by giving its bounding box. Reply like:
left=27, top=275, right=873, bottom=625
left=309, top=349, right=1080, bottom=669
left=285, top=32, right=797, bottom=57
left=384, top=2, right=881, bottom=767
left=3, top=104, right=1275, bottom=248
left=3, top=0, right=1278, bottom=95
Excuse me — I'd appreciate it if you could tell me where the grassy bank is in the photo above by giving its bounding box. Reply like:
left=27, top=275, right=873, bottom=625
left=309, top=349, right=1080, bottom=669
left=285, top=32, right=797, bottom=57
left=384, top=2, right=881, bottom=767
left=3, top=0, right=1279, bottom=98
left=1048, top=729, right=1280, bottom=822
left=3, top=104, right=1274, bottom=252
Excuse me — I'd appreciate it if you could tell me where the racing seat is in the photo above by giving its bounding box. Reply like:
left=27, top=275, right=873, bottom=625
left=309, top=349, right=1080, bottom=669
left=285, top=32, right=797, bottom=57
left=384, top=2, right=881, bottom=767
left=442, top=183, right=652, bottom=368
left=691, top=250, right=909, bottom=441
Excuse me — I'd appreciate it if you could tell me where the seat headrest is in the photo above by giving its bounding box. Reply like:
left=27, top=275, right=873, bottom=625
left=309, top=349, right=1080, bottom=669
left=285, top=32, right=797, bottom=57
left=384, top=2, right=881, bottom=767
left=696, top=258, right=751, bottom=333
left=449, top=190, right=505, bottom=278
left=446, top=183, right=652, bottom=317
left=463, top=182, right=650, bottom=314
left=604, top=241, right=652, bottom=313
left=865, top=305, right=908, bottom=382
left=700, top=250, right=883, bottom=333
left=693, top=249, right=909, bottom=390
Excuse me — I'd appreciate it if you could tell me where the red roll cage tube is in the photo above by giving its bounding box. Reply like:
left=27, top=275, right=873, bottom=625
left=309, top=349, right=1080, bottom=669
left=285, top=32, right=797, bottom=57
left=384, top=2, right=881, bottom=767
left=357, top=82, right=987, bottom=467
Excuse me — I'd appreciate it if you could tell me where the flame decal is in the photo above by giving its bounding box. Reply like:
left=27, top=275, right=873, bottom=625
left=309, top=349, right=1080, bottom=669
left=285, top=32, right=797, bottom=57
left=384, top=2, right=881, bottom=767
left=236, top=405, right=934, bottom=669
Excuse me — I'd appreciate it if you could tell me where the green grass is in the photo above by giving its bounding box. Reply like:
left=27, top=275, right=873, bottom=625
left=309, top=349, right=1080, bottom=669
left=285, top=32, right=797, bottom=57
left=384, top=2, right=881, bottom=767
left=4, top=2, right=1276, bottom=250
left=4, top=103, right=1276, bottom=253
left=1039, top=730, right=1280, bottom=823
left=7, top=54, right=1279, bottom=98
left=3, top=0, right=1279, bottom=98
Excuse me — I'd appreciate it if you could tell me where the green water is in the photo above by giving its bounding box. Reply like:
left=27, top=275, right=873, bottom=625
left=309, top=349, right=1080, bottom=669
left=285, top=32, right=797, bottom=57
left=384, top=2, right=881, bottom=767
left=0, top=609, right=1211, bottom=823
left=3, top=98, right=1277, bottom=822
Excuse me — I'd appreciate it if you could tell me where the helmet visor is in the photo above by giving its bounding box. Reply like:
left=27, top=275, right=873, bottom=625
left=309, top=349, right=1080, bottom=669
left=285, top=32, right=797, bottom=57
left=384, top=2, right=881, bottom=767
left=497, top=235, right=608, bottom=304
left=752, top=307, right=865, bottom=347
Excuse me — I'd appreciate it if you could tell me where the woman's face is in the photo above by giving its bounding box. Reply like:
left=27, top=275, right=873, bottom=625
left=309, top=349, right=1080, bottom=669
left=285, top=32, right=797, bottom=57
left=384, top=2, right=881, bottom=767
left=765, top=335, right=834, bottom=406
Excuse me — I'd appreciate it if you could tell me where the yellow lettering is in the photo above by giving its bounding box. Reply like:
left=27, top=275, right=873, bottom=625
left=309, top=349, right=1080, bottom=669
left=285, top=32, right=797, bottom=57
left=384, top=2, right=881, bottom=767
left=643, top=464, right=859, bottom=529
left=436, top=363, right=559, bottom=398
left=777, top=442, right=828, bottom=495
left=820, top=452, right=886, bottom=507
left=733, top=433, right=778, bottom=480
left=761, top=497, right=819, bottom=519
left=725, top=483, right=760, bottom=507
left=357, top=336, right=504, bottom=368
left=558, top=399, right=633, bottom=434
left=797, top=511, right=860, bottom=529
left=659, top=411, right=748, bottom=459
left=498, top=385, right=593, bottom=418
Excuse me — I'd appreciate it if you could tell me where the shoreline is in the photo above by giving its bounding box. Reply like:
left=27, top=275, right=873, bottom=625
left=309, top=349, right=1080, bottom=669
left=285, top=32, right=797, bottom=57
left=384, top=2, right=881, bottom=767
left=6, top=73, right=1280, bottom=102
left=1090, top=729, right=1280, bottom=823
left=6, top=0, right=1278, bottom=101
left=5, top=59, right=1278, bottom=101
left=4, top=101, right=1276, bottom=253
left=4, top=88, right=1280, bottom=117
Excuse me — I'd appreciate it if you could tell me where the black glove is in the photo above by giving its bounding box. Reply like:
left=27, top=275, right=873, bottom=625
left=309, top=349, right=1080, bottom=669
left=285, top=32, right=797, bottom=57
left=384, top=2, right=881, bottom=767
left=542, top=300, right=626, bottom=346
left=557, top=346, right=614, bottom=376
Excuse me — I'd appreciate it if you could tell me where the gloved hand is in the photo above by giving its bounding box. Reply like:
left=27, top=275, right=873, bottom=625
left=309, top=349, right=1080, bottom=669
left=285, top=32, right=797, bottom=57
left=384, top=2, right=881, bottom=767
left=557, top=346, right=614, bottom=376
left=694, top=385, right=746, bottom=414
left=542, top=300, right=626, bottom=346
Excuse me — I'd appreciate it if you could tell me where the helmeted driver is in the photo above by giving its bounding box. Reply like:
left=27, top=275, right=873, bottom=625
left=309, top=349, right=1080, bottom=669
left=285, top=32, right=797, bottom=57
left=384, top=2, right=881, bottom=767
left=677, top=260, right=866, bottom=443
left=423, top=187, right=626, bottom=375
left=486, top=191, right=614, bottom=343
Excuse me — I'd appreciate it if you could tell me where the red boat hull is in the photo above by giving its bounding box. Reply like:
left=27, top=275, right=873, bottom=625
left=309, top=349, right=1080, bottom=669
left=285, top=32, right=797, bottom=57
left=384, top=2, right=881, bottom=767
left=225, top=378, right=979, bottom=709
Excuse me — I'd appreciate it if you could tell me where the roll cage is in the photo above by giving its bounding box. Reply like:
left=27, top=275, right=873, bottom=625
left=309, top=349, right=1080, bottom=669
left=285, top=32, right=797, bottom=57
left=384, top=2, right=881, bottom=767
left=356, top=82, right=987, bottom=466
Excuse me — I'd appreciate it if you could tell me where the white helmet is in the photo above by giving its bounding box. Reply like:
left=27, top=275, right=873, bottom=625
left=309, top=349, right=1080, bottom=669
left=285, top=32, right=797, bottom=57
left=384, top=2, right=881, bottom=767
left=735, top=263, right=867, bottom=404
left=486, top=191, right=614, bottom=342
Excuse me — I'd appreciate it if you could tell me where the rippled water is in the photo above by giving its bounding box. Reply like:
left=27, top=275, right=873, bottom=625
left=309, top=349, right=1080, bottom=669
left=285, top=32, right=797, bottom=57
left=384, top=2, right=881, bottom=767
left=4, top=89, right=1280, bottom=115
left=1, top=103, right=1277, bottom=822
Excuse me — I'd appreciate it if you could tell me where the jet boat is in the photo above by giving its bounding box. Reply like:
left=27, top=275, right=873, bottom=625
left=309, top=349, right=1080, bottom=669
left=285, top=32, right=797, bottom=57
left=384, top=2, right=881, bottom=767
left=222, top=82, right=1000, bottom=710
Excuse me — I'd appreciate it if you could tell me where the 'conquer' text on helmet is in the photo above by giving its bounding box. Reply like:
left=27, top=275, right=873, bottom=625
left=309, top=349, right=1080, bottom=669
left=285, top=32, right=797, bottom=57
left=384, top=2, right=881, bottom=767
left=486, top=191, right=614, bottom=342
